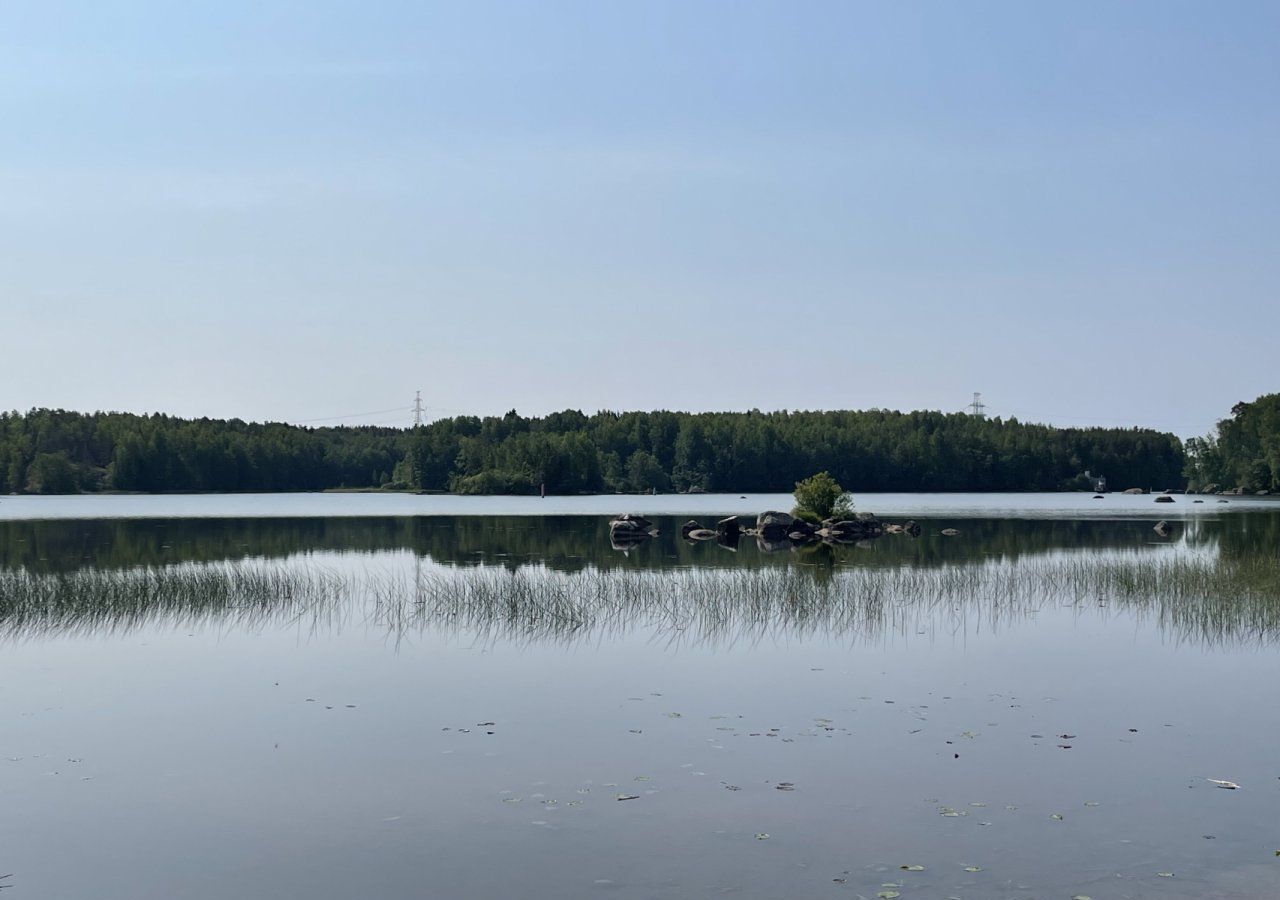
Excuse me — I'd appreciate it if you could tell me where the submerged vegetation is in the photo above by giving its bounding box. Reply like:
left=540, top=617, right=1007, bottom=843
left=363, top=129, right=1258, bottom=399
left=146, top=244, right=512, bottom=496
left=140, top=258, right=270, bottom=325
left=0, top=406, right=1186, bottom=495
left=3, top=552, right=1278, bottom=647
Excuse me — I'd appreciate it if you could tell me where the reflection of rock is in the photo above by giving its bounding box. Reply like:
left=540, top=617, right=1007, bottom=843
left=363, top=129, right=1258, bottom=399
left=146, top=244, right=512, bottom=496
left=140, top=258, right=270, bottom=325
left=902, top=520, right=922, bottom=537
left=680, top=520, right=702, bottom=539
left=817, top=516, right=883, bottom=542
left=1153, top=520, right=1172, bottom=537
left=610, top=531, right=650, bottom=552
left=940, top=528, right=960, bottom=536
left=755, top=534, right=793, bottom=553
left=1093, top=494, right=1105, bottom=499
left=883, top=524, right=904, bottom=534
left=715, top=531, right=741, bottom=552
left=687, top=529, right=717, bottom=541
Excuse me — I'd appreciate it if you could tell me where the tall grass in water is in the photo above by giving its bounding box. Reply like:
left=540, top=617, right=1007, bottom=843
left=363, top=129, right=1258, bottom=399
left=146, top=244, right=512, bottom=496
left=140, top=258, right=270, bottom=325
left=0, top=563, right=348, bottom=638
left=375, top=555, right=1280, bottom=647
left=2, top=553, right=1278, bottom=646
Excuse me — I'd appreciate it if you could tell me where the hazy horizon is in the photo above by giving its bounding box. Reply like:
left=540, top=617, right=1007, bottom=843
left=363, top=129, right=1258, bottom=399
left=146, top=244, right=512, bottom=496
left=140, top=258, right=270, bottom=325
left=4, top=2, right=1277, bottom=439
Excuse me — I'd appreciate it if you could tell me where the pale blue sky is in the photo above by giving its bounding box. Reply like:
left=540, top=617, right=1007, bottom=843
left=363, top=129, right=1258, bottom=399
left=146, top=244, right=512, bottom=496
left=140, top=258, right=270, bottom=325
left=2, top=1, right=1277, bottom=436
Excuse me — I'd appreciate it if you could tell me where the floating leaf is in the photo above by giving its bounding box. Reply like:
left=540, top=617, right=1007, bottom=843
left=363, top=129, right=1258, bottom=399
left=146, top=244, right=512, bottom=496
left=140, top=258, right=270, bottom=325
left=876, top=892, right=901, bottom=899
left=962, top=865, right=982, bottom=872
left=1072, top=896, right=1093, bottom=900
left=1157, top=872, right=1174, bottom=877
left=1084, top=801, right=1100, bottom=807
left=899, top=864, right=925, bottom=871
left=1051, top=813, right=1064, bottom=820
left=615, top=794, right=639, bottom=802
left=1207, top=779, right=1240, bottom=789
left=754, top=832, right=770, bottom=840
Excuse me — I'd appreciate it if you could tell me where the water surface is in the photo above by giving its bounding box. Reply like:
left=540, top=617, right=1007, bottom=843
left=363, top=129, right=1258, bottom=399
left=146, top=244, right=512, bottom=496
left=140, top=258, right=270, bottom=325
left=1, top=497, right=1277, bottom=899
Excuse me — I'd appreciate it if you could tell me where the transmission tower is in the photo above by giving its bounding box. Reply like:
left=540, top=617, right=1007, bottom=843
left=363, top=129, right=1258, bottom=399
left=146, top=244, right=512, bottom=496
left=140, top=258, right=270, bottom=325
left=968, top=392, right=986, bottom=418
left=412, top=390, right=424, bottom=427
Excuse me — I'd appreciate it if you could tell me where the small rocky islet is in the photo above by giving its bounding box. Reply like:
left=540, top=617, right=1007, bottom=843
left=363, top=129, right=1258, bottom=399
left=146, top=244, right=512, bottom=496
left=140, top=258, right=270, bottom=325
left=608, top=510, right=922, bottom=552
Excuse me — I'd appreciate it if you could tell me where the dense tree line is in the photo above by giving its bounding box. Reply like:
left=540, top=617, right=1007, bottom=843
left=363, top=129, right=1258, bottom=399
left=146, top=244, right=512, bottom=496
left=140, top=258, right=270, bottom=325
left=0, top=407, right=1185, bottom=496
left=1185, top=393, right=1280, bottom=493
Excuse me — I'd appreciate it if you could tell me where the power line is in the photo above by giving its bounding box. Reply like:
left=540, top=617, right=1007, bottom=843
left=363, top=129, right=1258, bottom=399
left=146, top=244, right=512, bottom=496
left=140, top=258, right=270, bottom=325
left=294, top=406, right=411, bottom=424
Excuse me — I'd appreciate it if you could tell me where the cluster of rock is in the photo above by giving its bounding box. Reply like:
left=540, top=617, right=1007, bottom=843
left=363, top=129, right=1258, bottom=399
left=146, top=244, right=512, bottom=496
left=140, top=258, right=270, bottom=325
left=611, top=510, right=924, bottom=552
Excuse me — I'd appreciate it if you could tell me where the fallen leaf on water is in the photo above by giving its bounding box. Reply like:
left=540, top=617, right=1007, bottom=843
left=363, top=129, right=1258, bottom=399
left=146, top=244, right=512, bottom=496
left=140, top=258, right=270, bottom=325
left=615, top=794, right=639, bottom=802
left=1207, top=779, right=1240, bottom=789
left=962, top=865, right=982, bottom=872
left=1157, top=872, right=1174, bottom=878
left=1084, top=801, right=1100, bottom=807
left=876, top=892, right=901, bottom=899
left=1051, top=813, right=1064, bottom=820
left=754, top=832, right=770, bottom=840
left=899, top=864, right=924, bottom=871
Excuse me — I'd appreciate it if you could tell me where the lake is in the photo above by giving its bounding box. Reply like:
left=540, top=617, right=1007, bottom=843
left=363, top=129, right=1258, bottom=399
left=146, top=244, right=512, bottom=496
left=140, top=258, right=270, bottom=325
left=1, top=494, right=1277, bottom=899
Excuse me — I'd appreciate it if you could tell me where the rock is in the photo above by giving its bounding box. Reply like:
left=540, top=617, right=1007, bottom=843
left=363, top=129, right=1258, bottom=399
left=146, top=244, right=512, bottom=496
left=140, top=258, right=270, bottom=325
left=883, top=524, right=904, bottom=534
left=1193, top=499, right=1204, bottom=503
left=1153, top=520, right=1171, bottom=537
left=902, top=520, right=922, bottom=537
left=680, top=520, right=703, bottom=539
left=1093, top=495, right=1105, bottom=499
left=940, top=528, right=960, bottom=536
left=716, top=515, right=745, bottom=539
left=1154, top=495, right=1175, bottom=503
left=687, top=529, right=717, bottom=541
left=757, top=510, right=796, bottom=540
left=1122, top=487, right=1147, bottom=495
left=757, top=510, right=795, bottom=529
left=612, top=513, right=653, bottom=530
left=1258, top=489, right=1270, bottom=495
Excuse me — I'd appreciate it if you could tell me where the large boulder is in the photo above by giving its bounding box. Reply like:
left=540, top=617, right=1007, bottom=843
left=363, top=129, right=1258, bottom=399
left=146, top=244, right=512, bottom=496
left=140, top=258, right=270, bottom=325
left=757, top=510, right=796, bottom=540
left=716, top=515, right=746, bottom=539
left=612, top=513, right=653, bottom=529
left=1122, top=487, right=1146, bottom=495
left=1154, top=495, right=1175, bottom=503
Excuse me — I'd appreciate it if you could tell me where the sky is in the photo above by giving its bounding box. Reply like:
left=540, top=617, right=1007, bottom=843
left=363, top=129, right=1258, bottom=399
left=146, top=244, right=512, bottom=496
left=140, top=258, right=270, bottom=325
left=2, top=1, right=1277, bottom=437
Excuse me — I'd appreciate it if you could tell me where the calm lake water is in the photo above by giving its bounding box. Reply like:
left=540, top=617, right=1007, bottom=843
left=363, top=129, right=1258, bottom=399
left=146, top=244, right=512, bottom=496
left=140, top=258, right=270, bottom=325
left=1, top=495, right=1277, bottom=899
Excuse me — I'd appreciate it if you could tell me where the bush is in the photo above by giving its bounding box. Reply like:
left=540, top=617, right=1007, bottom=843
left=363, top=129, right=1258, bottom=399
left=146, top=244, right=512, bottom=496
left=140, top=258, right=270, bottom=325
left=793, top=471, right=853, bottom=520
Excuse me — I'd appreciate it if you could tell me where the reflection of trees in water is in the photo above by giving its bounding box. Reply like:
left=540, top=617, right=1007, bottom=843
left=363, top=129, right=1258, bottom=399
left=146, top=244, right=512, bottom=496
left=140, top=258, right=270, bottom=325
left=3, top=552, right=1278, bottom=650
left=7, top=513, right=1277, bottom=574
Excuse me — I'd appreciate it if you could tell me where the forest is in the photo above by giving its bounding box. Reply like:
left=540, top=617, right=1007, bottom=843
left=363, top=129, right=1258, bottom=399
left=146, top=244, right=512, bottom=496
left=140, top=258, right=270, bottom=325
left=0, top=406, right=1187, bottom=495
left=1184, top=393, right=1280, bottom=493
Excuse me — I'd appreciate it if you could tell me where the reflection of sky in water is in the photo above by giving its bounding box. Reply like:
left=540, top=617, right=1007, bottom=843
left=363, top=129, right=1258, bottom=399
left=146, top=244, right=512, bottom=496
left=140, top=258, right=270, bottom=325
left=1, top=508, right=1277, bottom=899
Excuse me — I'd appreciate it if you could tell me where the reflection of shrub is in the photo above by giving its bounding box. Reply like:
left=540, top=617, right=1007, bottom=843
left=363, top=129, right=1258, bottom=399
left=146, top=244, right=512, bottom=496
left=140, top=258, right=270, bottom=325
left=793, top=472, right=853, bottom=521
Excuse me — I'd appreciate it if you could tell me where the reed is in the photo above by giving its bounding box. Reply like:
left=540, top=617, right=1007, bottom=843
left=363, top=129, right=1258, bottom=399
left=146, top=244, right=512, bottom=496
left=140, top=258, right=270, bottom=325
left=2, top=552, right=1277, bottom=646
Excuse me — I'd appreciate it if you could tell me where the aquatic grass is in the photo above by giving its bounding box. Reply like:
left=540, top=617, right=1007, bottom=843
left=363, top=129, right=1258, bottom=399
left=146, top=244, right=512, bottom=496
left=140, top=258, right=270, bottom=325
left=1, top=552, right=1278, bottom=646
